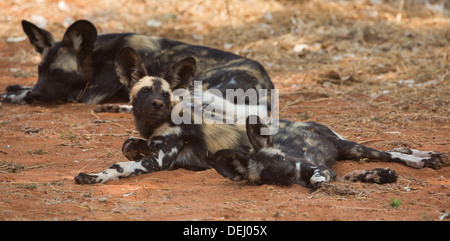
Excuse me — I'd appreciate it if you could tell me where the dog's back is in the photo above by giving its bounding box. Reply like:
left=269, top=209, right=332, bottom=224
left=125, top=34, right=273, bottom=99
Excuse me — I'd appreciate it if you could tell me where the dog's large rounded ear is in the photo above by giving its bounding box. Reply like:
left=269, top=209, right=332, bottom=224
left=246, top=115, right=273, bottom=152
left=62, top=20, right=97, bottom=56
left=22, top=20, right=54, bottom=54
left=164, top=57, right=196, bottom=90
left=114, top=47, right=148, bottom=90
left=211, top=149, right=250, bottom=181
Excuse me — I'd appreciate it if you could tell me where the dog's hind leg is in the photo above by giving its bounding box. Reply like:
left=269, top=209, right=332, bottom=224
left=338, top=140, right=448, bottom=170
left=386, top=147, right=447, bottom=169
left=74, top=156, right=161, bottom=184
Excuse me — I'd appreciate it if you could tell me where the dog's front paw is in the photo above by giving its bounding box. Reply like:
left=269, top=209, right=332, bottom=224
left=423, top=152, right=448, bottom=170
left=74, top=173, right=100, bottom=184
left=369, top=168, right=398, bottom=184
left=1, top=85, right=33, bottom=104
left=94, top=104, right=132, bottom=113
left=309, top=180, right=325, bottom=192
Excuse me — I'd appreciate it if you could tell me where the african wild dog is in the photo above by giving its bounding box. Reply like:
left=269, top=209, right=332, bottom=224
left=1, top=19, right=273, bottom=106
left=211, top=116, right=447, bottom=190
left=74, top=47, right=268, bottom=184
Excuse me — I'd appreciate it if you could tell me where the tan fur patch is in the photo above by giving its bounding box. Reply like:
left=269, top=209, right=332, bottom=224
left=247, top=159, right=264, bottom=183
left=160, top=78, right=172, bottom=93
left=129, top=76, right=154, bottom=102
left=125, top=35, right=161, bottom=52
left=69, top=32, right=84, bottom=52
left=50, top=48, right=78, bottom=73
left=151, top=122, right=182, bottom=138
left=203, top=123, right=247, bottom=154
left=129, top=76, right=173, bottom=103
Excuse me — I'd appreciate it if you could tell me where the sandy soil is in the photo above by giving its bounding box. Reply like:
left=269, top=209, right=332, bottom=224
left=0, top=0, right=449, bottom=221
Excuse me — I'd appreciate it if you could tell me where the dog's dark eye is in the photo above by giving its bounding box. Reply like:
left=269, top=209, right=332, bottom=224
left=140, top=87, right=152, bottom=93
left=274, top=154, right=285, bottom=162
left=163, top=91, right=170, bottom=98
left=52, top=68, right=64, bottom=76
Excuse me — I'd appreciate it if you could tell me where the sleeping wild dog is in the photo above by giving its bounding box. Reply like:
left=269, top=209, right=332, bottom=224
left=1, top=19, right=273, bottom=107
left=74, top=48, right=447, bottom=188
left=211, top=116, right=447, bottom=190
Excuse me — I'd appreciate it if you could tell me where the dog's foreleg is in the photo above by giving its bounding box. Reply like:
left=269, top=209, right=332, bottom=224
left=75, top=137, right=181, bottom=184
left=93, top=104, right=133, bottom=113
left=74, top=157, right=160, bottom=184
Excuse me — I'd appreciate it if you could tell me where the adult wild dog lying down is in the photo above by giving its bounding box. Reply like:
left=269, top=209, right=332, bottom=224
left=1, top=19, right=273, bottom=106
left=211, top=116, right=447, bottom=190
left=75, top=47, right=270, bottom=184
left=74, top=48, right=447, bottom=189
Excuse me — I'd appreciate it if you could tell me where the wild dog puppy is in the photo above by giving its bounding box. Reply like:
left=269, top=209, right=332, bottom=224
left=211, top=116, right=448, bottom=190
left=1, top=19, right=273, bottom=106
left=74, top=47, right=269, bottom=184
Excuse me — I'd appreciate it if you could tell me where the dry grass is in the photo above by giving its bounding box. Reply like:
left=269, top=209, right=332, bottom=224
left=0, top=161, right=56, bottom=173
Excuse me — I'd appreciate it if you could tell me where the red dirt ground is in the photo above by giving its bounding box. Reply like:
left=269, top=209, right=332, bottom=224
left=0, top=0, right=449, bottom=221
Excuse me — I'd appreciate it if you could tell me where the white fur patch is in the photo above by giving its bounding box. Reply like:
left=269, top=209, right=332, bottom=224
left=93, top=161, right=146, bottom=183
left=310, top=167, right=333, bottom=185
left=310, top=175, right=326, bottom=184
left=259, top=147, right=285, bottom=158
left=117, top=104, right=133, bottom=113
left=387, top=151, right=425, bottom=169
left=410, top=149, right=434, bottom=158
left=2, top=89, right=30, bottom=104
left=167, top=147, right=178, bottom=157
left=155, top=147, right=178, bottom=167
left=190, top=86, right=269, bottom=125
left=156, top=150, right=165, bottom=167
left=331, top=128, right=346, bottom=140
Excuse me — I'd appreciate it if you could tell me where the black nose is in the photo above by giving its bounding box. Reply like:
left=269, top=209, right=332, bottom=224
left=287, top=167, right=296, bottom=177
left=152, top=99, right=163, bottom=109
